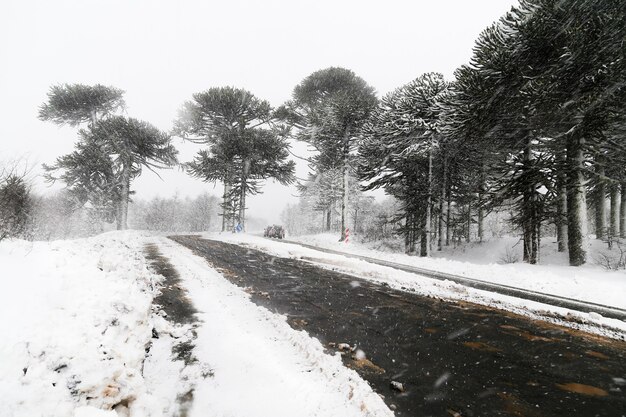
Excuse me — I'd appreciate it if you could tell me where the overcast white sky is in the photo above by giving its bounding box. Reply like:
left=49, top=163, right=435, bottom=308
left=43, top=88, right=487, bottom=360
left=0, top=0, right=517, bottom=223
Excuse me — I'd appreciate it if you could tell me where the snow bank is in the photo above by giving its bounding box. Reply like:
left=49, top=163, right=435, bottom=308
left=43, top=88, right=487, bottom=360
left=285, top=233, right=626, bottom=310
left=0, top=231, right=157, bottom=417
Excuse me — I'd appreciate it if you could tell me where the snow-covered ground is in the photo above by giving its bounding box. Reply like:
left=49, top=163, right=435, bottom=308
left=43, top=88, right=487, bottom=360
left=0, top=231, right=391, bottom=417
left=288, top=233, right=626, bottom=310
left=0, top=231, right=156, bottom=417
left=209, top=232, right=626, bottom=339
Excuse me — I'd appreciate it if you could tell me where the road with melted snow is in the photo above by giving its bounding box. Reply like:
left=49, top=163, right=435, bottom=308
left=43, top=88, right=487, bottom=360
left=171, top=235, right=626, bottom=417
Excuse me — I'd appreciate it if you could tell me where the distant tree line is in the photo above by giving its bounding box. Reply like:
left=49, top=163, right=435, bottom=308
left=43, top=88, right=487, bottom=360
left=129, top=193, right=220, bottom=233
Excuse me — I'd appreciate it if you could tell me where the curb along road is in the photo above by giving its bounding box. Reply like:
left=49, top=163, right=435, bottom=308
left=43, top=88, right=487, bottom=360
left=273, top=238, right=626, bottom=323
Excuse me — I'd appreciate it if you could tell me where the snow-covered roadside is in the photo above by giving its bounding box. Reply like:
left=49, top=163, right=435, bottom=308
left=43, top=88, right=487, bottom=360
left=0, top=231, right=393, bottom=417
left=287, top=233, right=626, bottom=310
left=207, top=233, right=626, bottom=339
left=0, top=231, right=158, bottom=417
left=156, top=237, right=393, bottom=417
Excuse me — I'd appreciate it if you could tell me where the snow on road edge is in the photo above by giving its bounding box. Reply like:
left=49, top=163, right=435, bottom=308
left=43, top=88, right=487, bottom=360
left=288, top=233, right=626, bottom=310
left=157, top=237, right=394, bottom=417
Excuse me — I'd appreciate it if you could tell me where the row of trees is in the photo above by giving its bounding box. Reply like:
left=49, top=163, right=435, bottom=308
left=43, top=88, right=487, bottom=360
left=284, top=0, right=624, bottom=266
left=39, top=85, right=299, bottom=233
left=434, top=0, right=626, bottom=266
left=281, top=193, right=402, bottom=243
left=1, top=186, right=222, bottom=241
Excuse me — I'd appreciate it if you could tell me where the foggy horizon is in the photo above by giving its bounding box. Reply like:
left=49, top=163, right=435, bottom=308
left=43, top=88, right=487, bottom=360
left=2, top=0, right=517, bottom=223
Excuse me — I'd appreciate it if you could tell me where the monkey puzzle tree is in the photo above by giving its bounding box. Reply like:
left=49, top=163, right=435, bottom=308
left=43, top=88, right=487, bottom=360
left=176, top=87, right=294, bottom=231
left=44, top=116, right=178, bottom=230
left=87, top=116, right=178, bottom=229
left=40, top=83, right=127, bottom=227
left=285, top=67, right=378, bottom=241
left=359, top=73, right=449, bottom=256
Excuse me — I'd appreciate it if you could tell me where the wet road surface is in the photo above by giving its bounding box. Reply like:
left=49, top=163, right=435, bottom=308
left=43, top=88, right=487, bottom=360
left=170, top=235, right=626, bottom=417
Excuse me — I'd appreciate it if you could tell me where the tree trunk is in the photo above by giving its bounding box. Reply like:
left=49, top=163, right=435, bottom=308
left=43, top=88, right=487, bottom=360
left=609, top=184, right=620, bottom=238
left=522, top=194, right=538, bottom=264
left=239, top=159, right=251, bottom=231
left=115, top=203, right=122, bottom=230
left=340, top=128, right=351, bottom=241
left=477, top=204, right=484, bottom=243
left=438, top=153, right=447, bottom=251
left=531, top=203, right=539, bottom=264
left=221, top=182, right=230, bottom=232
left=466, top=202, right=471, bottom=243
left=420, top=215, right=428, bottom=257
left=556, top=151, right=568, bottom=252
left=523, top=225, right=529, bottom=263
left=536, top=219, right=541, bottom=263
left=620, top=182, right=626, bottom=239
left=594, top=163, right=606, bottom=239
left=239, top=188, right=246, bottom=231
left=477, top=162, right=486, bottom=243
left=522, top=138, right=538, bottom=264
left=566, top=133, right=588, bottom=266
left=446, top=180, right=451, bottom=246
left=404, top=212, right=411, bottom=254
left=422, top=140, right=433, bottom=256
left=326, top=206, right=331, bottom=231
left=120, top=162, right=130, bottom=230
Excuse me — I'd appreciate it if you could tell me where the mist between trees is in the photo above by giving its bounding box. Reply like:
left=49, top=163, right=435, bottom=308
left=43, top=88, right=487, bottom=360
left=0, top=188, right=214, bottom=241
left=1, top=0, right=624, bottom=268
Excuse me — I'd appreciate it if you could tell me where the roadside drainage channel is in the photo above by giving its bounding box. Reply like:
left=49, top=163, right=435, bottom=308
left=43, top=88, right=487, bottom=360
left=274, top=238, right=626, bottom=322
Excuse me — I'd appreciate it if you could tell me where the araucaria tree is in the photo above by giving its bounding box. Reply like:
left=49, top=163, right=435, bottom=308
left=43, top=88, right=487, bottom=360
left=359, top=73, right=449, bottom=256
left=175, top=87, right=295, bottom=231
left=40, top=84, right=125, bottom=227
left=283, top=67, right=378, bottom=241
left=40, top=84, right=178, bottom=230
left=84, top=116, right=178, bottom=229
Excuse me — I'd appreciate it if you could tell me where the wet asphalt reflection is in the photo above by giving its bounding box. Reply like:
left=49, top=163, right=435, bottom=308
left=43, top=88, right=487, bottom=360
left=170, top=235, right=626, bottom=417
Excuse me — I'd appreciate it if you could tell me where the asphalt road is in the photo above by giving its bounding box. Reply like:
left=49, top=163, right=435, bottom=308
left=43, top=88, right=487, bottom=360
left=278, top=238, right=626, bottom=322
left=170, top=235, right=626, bottom=417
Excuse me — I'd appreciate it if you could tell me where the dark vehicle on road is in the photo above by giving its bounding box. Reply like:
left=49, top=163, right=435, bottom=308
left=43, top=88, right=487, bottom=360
left=264, top=225, right=285, bottom=239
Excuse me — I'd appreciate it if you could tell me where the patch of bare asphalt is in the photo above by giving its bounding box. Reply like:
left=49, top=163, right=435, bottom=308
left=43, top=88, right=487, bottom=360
left=170, top=235, right=626, bottom=417
left=144, top=243, right=198, bottom=327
